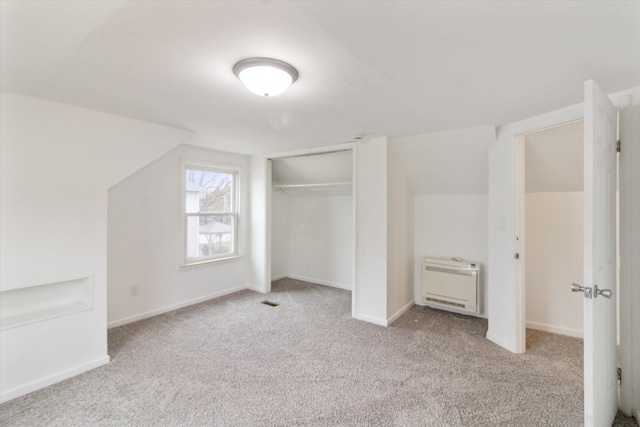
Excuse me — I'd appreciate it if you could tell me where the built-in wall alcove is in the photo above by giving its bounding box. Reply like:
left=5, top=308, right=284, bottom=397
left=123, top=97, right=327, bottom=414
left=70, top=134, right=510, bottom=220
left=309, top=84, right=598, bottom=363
left=390, top=125, right=496, bottom=318
left=0, top=276, right=93, bottom=330
left=270, top=150, right=353, bottom=291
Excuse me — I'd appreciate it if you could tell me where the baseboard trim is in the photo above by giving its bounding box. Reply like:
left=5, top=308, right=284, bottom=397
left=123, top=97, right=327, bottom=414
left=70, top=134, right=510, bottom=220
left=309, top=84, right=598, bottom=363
left=635, top=409, right=639, bottom=423
left=287, top=274, right=352, bottom=291
left=271, top=274, right=287, bottom=281
left=526, top=321, right=583, bottom=338
left=0, top=355, right=110, bottom=404
left=353, top=312, right=388, bottom=327
left=107, top=286, right=247, bottom=329
left=387, top=300, right=414, bottom=326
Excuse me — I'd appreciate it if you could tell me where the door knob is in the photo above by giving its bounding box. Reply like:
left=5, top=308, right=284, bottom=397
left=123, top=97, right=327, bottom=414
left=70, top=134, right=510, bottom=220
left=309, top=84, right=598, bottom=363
left=571, top=283, right=592, bottom=299
left=571, top=283, right=612, bottom=299
left=594, top=285, right=612, bottom=299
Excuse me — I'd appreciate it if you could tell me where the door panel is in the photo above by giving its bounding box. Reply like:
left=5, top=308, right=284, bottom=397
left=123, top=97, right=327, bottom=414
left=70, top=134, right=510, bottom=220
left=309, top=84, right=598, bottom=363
left=583, top=80, right=618, bottom=426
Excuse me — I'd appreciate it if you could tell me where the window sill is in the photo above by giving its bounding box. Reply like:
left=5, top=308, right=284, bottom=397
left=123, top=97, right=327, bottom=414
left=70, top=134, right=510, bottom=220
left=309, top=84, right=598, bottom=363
left=180, top=255, right=242, bottom=269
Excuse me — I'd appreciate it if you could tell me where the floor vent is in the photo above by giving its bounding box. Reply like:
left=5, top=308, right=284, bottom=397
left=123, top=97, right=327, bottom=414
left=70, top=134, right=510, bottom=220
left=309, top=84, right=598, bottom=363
left=261, top=300, right=279, bottom=307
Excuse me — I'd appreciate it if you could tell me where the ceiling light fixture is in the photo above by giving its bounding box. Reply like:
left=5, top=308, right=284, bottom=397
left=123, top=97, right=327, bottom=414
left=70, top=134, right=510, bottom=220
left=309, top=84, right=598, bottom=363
left=233, top=58, right=298, bottom=97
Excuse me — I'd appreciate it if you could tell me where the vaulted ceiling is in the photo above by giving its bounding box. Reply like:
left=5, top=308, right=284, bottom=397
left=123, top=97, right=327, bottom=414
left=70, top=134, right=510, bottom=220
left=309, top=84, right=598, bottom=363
left=2, top=1, right=639, bottom=155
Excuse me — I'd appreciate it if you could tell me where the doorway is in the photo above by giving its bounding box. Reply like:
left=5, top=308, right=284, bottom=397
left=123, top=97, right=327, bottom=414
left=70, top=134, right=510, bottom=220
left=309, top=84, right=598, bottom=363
left=518, top=119, right=623, bottom=351
left=522, top=121, right=586, bottom=342
left=489, top=83, right=639, bottom=424
left=269, top=150, right=354, bottom=292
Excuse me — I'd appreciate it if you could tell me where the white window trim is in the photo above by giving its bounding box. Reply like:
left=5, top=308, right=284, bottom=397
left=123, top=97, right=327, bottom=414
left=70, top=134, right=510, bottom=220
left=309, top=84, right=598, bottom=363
left=180, top=160, right=242, bottom=267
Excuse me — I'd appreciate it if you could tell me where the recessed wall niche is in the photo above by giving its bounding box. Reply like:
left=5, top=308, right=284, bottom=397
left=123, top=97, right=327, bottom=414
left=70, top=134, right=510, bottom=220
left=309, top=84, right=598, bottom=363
left=0, top=276, right=93, bottom=330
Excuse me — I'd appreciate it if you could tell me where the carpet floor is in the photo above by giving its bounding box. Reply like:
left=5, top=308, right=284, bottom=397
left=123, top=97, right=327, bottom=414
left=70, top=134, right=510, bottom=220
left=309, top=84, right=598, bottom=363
left=1, top=278, right=637, bottom=426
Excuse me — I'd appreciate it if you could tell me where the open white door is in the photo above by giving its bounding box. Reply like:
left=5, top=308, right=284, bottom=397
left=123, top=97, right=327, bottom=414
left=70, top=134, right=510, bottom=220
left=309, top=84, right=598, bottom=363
left=580, top=80, right=618, bottom=426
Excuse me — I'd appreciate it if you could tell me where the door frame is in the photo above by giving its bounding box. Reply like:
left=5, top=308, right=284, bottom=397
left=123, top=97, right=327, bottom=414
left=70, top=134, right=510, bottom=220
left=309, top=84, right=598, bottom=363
left=513, top=117, right=582, bottom=351
left=514, top=119, right=585, bottom=349
left=618, top=104, right=640, bottom=419
left=489, top=86, right=638, bottom=353
left=489, top=86, right=638, bottom=415
left=264, top=142, right=357, bottom=316
left=489, top=102, right=586, bottom=353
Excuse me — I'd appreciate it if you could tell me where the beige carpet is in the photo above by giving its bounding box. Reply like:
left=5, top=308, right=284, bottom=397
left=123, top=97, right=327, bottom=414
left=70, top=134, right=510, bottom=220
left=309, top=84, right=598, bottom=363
left=0, top=278, right=637, bottom=426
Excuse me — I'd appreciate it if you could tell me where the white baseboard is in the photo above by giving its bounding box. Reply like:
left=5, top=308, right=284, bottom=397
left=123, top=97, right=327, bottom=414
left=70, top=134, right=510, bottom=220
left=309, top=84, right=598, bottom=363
left=353, top=312, right=388, bottom=327
left=635, top=409, right=639, bottom=424
left=287, top=274, right=352, bottom=291
left=0, top=355, right=110, bottom=404
left=107, top=286, right=247, bottom=329
left=526, top=321, right=583, bottom=338
left=387, top=300, right=414, bottom=326
left=271, top=274, right=287, bottom=281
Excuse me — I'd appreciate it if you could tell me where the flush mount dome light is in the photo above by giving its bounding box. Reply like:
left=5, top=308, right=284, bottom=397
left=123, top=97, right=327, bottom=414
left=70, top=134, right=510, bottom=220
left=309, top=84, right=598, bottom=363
left=233, top=58, right=298, bottom=97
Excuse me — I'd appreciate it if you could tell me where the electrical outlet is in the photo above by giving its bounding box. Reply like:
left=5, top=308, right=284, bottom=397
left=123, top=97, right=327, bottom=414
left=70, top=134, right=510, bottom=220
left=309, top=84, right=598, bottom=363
left=130, top=284, right=140, bottom=297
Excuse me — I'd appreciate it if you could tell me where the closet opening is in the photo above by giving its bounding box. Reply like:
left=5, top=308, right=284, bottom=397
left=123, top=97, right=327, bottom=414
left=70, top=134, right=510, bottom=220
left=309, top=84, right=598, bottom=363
left=269, top=149, right=354, bottom=294
left=519, top=119, right=620, bottom=351
left=522, top=121, right=585, bottom=347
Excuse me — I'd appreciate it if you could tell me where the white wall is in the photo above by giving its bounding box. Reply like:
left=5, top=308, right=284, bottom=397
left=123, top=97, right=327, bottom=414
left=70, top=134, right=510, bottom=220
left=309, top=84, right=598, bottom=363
left=0, top=94, right=191, bottom=402
left=525, top=192, right=584, bottom=337
left=354, top=138, right=388, bottom=325
left=271, top=188, right=289, bottom=280
left=248, top=156, right=271, bottom=293
left=107, top=145, right=250, bottom=327
left=386, top=146, right=415, bottom=322
left=286, top=194, right=353, bottom=290
left=413, top=195, right=489, bottom=316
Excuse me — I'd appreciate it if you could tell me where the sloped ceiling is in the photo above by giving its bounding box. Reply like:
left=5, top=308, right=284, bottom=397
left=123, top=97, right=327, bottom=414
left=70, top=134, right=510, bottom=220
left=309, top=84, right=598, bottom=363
left=525, top=121, right=584, bottom=193
left=1, top=1, right=639, bottom=155
left=391, top=126, right=496, bottom=195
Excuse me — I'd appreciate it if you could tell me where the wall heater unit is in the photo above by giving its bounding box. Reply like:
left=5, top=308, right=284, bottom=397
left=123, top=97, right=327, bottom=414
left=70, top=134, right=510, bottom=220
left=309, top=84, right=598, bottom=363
left=421, top=257, right=480, bottom=315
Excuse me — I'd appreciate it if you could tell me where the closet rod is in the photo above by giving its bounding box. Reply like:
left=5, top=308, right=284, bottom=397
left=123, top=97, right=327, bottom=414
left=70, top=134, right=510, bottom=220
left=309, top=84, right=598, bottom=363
left=273, top=182, right=352, bottom=189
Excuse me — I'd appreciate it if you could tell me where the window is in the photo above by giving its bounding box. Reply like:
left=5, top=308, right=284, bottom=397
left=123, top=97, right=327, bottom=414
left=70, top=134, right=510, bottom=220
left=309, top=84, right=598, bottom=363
left=184, top=165, right=238, bottom=264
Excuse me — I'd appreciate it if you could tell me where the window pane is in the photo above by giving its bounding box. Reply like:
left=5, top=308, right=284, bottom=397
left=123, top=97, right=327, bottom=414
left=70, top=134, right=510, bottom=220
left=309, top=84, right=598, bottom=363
left=186, top=215, right=235, bottom=260
left=185, top=169, right=234, bottom=213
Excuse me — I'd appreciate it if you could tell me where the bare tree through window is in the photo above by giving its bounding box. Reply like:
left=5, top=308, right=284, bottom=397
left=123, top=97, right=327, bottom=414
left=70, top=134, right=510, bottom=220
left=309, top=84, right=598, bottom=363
left=184, top=167, right=237, bottom=262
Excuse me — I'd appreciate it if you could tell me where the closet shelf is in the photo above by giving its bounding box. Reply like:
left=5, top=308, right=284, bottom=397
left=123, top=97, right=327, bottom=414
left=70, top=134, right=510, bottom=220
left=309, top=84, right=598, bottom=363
left=273, top=182, right=352, bottom=190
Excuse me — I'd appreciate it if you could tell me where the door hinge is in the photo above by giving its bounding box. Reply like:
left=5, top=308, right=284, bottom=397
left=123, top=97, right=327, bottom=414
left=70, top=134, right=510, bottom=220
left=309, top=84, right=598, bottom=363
left=618, top=367, right=622, bottom=382
left=617, top=140, right=621, bottom=153
left=514, top=253, right=520, bottom=260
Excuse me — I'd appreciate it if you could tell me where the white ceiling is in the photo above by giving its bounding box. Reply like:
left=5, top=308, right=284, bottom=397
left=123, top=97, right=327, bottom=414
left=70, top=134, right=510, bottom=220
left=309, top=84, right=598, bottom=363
left=2, top=1, right=639, bottom=155
left=525, top=120, right=584, bottom=193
